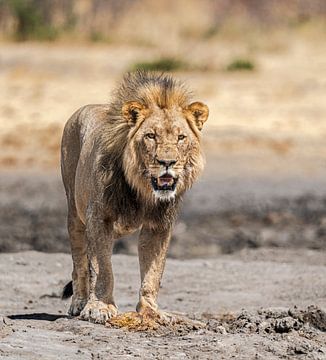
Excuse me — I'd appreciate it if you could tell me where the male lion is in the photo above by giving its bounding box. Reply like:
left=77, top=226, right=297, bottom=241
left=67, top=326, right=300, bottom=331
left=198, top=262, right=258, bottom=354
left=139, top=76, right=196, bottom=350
left=61, top=71, right=209, bottom=324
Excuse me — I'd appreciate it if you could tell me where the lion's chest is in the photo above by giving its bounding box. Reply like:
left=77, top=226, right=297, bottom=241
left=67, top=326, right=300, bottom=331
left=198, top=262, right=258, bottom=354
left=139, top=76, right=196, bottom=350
left=112, top=217, right=141, bottom=238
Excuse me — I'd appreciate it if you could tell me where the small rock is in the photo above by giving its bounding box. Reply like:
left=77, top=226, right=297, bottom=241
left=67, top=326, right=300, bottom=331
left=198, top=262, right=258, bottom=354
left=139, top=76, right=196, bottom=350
left=206, top=319, right=227, bottom=334
left=304, top=305, right=326, bottom=331
left=274, top=317, right=302, bottom=333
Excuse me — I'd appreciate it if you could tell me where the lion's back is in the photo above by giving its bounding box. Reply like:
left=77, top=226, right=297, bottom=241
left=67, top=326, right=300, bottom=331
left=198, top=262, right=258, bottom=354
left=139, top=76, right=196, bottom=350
left=60, top=104, right=109, bottom=202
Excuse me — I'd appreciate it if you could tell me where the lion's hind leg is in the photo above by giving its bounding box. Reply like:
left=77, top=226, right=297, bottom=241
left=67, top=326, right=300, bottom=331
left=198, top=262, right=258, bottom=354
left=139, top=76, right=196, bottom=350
left=67, top=213, right=89, bottom=316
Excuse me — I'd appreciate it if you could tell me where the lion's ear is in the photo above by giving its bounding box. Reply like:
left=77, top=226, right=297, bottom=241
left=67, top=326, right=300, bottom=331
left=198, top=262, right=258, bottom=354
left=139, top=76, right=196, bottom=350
left=122, top=101, right=148, bottom=126
left=186, top=102, right=209, bottom=131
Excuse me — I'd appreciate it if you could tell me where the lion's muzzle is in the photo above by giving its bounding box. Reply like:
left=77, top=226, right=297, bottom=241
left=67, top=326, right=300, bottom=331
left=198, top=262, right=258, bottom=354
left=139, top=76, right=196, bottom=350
left=151, top=173, right=178, bottom=191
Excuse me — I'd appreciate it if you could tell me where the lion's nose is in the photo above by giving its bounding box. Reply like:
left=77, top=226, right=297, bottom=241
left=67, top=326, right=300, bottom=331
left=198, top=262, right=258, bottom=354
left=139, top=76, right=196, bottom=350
left=156, top=159, right=177, bottom=168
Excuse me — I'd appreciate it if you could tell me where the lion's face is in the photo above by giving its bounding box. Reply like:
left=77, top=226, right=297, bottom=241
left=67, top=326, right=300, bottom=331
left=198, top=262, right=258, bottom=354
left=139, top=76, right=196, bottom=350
left=122, top=102, right=209, bottom=202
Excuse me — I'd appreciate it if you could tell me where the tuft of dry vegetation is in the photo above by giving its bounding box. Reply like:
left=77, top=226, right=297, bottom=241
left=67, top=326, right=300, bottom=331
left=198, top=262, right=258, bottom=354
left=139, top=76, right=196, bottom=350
left=226, top=58, right=255, bottom=72
left=131, top=57, right=188, bottom=72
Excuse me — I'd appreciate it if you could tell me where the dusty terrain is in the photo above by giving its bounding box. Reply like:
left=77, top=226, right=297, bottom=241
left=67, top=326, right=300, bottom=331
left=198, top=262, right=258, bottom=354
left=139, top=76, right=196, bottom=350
left=0, top=250, right=326, bottom=359
left=0, top=33, right=326, bottom=358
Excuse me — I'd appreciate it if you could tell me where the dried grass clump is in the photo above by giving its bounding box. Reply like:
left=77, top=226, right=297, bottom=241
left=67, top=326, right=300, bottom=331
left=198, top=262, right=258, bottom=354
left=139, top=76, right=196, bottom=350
left=226, top=58, right=255, bottom=72
left=131, top=57, right=188, bottom=72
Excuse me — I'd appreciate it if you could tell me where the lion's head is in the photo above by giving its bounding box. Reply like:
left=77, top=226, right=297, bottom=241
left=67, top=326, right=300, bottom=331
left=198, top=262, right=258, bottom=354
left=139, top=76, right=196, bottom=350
left=106, top=71, right=209, bottom=203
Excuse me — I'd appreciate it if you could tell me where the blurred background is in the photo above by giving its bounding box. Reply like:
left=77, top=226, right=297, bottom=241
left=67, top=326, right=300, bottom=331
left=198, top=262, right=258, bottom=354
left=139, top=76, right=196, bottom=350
left=0, top=0, right=326, bottom=257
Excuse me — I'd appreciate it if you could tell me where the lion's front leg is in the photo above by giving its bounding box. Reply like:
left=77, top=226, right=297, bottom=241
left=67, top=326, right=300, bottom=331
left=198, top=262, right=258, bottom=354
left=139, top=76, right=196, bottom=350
left=136, top=225, right=171, bottom=316
left=80, top=213, right=118, bottom=324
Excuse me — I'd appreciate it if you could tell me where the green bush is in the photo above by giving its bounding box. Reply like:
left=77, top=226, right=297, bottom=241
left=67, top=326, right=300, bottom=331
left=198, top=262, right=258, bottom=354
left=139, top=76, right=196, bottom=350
left=131, top=57, right=188, bottom=72
left=9, top=0, right=58, bottom=41
left=226, top=58, right=255, bottom=72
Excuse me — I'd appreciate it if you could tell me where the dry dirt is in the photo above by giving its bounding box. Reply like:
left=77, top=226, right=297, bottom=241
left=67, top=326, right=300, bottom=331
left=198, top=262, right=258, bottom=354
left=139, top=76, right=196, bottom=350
left=0, top=250, right=326, bottom=359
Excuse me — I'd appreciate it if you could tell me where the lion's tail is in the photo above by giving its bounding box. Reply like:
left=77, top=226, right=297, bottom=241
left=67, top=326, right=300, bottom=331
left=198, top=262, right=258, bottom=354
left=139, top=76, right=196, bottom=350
left=61, top=281, right=73, bottom=300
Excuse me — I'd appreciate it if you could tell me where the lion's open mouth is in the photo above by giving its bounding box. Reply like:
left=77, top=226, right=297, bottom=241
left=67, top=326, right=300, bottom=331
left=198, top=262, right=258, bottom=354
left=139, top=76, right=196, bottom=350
left=151, top=173, right=178, bottom=191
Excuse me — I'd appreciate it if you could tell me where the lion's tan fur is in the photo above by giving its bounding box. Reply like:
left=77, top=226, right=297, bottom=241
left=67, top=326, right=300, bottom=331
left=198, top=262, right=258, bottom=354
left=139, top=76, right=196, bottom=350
left=109, top=71, right=192, bottom=115
left=61, top=71, right=208, bottom=323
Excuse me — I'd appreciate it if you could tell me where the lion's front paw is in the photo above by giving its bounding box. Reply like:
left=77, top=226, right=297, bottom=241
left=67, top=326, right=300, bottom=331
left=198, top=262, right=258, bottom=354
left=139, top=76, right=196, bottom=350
left=80, top=300, right=118, bottom=324
left=139, top=307, right=177, bottom=325
left=68, top=297, right=87, bottom=316
left=136, top=298, right=176, bottom=325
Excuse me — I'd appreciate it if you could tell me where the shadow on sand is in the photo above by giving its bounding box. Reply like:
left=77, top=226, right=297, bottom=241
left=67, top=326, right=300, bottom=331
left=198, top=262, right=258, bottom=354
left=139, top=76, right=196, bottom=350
left=8, top=313, right=68, bottom=321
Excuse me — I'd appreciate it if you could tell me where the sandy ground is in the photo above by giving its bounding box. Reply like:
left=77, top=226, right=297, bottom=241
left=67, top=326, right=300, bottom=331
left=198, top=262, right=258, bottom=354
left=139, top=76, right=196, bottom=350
left=0, top=250, right=325, bottom=359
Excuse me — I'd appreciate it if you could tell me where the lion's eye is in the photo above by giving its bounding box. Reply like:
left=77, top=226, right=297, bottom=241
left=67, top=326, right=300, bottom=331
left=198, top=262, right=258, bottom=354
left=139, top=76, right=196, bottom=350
left=178, top=134, right=186, bottom=141
left=146, top=133, right=156, bottom=139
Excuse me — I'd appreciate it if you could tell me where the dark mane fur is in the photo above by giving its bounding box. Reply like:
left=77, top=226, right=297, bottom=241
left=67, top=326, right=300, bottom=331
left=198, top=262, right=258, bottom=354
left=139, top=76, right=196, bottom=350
left=100, top=150, right=181, bottom=228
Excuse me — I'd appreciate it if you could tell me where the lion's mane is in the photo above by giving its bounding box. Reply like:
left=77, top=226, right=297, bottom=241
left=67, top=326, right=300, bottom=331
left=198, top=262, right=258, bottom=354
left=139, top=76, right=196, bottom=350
left=97, top=71, right=202, bottom=228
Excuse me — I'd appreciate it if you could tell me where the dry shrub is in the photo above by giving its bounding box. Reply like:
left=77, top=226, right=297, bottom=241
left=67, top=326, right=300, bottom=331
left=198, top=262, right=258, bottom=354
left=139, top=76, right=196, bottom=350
left=226, top=58, right=255, bottom=72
